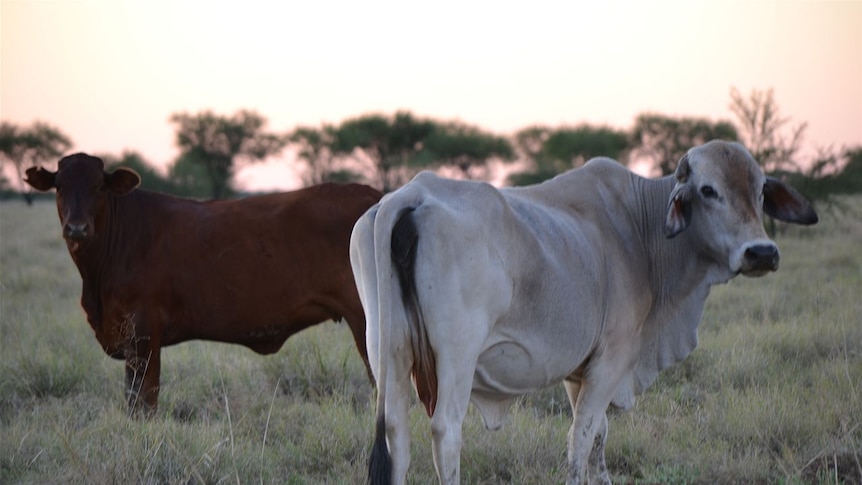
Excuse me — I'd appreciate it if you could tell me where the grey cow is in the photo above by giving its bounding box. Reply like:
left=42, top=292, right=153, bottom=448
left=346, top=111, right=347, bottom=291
left=350, top=140, right=818, bottom=484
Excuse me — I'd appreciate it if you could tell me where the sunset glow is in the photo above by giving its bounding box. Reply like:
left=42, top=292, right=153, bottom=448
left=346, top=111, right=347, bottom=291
left=2, top=0, right=860, bottom=190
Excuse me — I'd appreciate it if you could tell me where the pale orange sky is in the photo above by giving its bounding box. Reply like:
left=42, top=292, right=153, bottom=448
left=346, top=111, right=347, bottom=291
left=2, top=0, right=861, bottom=191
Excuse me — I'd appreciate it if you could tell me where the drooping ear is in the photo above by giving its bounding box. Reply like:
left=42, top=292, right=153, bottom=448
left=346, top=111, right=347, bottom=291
left=763, top=176, right=818, bottom=225
left=24, top=166, right=57, bottom=192
left=664, top=183, right=693, bottom=238
left=105, top=167, right=141, bottom=195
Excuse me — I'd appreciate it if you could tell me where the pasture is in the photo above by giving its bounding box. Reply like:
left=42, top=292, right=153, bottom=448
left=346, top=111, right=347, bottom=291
left=1, top=199, right=860, bottom=484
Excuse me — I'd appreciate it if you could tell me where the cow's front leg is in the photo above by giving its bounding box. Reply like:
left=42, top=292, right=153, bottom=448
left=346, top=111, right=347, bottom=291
left=125, top=333, right=161, bottom=416
left=587, top=414, right=611, bottom=484
left=565, top=401, right=612, bottom=484
left=564, top=370, right=620, bottom=485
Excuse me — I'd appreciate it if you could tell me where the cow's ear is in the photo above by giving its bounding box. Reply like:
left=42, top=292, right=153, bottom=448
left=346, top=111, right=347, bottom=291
left=665, top=184, right=693, bottom=238
left=24, top=166, right=57, bottom=192
left=763, top=177, right=818, bottom=225
left=665, top=154, right=693, bottom=238
left=674, top=153, right=691, bottom=183
left=105, top=167, right=141, bottom=195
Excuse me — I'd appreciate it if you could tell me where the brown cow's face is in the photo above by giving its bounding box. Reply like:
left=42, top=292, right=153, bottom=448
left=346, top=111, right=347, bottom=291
left=664, top=141, right=817, bottom=277
left=25, top=153, right=141, bottom=248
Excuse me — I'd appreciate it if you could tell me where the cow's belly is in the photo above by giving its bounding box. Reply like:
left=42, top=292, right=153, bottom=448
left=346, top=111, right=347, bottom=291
left=471, top=304, right=598, bottom=393
left=472, top=335, right=578, bottom=397
left=468, top=336, right=582, bottom=431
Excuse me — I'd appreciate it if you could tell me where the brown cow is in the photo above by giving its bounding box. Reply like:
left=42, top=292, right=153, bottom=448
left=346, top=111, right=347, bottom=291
left=25, top=153, right=382, bottom=415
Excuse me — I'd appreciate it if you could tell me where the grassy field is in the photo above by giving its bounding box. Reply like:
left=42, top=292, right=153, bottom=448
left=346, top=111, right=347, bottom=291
left=1, top=198, right=860, bottom=484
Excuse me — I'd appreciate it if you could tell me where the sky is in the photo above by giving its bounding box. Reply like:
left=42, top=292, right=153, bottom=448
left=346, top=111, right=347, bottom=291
left=2, top=0, right=861, bottom=191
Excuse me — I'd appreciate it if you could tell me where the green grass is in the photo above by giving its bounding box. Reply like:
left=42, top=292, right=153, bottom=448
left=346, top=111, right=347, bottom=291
left=1, top=199, right=860, bottom=484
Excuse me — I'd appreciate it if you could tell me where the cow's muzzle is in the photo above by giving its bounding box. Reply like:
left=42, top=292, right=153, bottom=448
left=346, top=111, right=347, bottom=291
left=64, top=222, right=90, bottom=240
left=740, top=243, right=780, bottom=277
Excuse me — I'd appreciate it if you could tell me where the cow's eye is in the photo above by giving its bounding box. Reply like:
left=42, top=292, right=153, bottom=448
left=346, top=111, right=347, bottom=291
left=700, top=185, right=718, bottom=199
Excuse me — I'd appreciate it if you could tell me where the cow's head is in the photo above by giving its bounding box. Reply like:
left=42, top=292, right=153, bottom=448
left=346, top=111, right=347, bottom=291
left=664, top=140, right=817, bottom=277
left=25, top=153, right=141, bottom=245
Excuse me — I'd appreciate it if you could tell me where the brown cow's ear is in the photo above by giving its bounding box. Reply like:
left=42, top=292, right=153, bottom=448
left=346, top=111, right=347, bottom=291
left=664, top=184, right=693, bottom=238
left=763, top=177, right=818, bottom=225
left=24, top=166, right=57, bottom=191
left=105, top=167, right=141, bottom=195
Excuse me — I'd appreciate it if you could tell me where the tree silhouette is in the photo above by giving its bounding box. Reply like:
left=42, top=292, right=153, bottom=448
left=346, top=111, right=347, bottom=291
left=101, top=151, right=177, bottom=194
left=419, top=121, right=515, bottom=181
left=170, top=110, right=286, bottom=198
left=327, top=112, right=515, bottom=191
left=770, top=145, right=862, bottom=220
left=508, top=124, right=630, bottom=186
left=0, top=121, right=72, bottom=204
left=729, top=87, right=806, bottom=173
left=168, top=153, right=217, bottom=199
left=837, top=147, right=862, bottom=194
left=328, top=111, right=437, bottom=192
left=288, top=125, right=362, bottom=186
left=631, top=114, right=738, bottom=175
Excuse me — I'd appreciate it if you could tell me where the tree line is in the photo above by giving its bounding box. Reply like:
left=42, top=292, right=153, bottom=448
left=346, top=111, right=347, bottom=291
left=2, top=88, right=860, bottom=205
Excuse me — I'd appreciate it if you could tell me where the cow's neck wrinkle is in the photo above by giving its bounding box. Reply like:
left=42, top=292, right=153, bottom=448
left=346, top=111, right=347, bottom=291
left=633, top=175, right=715, bottom=307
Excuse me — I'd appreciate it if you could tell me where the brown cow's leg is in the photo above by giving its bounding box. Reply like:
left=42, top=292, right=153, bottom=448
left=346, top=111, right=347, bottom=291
left=125, top=354, right=146, bottom=415
left=125, top=338, right=160, bottom=416
left=344, top=313, right=374, bottom=383
left=140, top=345, right=161, bottom=412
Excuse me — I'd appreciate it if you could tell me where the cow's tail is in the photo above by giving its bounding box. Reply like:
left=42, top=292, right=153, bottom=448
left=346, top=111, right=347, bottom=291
left=368, top=411, right=390, bottom=485
left=366, top=185, right=438, bottom=485
left=390, top=205, right=438, bottom=416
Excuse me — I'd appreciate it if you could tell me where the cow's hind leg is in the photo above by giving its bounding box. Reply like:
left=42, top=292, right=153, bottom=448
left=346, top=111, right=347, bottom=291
left=426, top=310, right=488, bottom=485
left=381, top=348, right=414, bottom=485
left=343, top=310, right=375, bottom=383
left=429, top=354, right=474, bottom=485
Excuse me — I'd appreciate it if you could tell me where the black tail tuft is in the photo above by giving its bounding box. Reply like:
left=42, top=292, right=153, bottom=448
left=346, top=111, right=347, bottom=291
left=391, top=208, right=418, bottom=271
left=368, top=414, right=392, bottom=485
